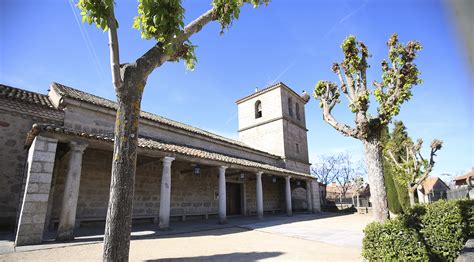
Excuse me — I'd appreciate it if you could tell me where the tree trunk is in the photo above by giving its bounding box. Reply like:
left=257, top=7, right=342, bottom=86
left=408, top=189, right=416, bottom=207
left=363, top=136, right=390, bottom=222
left=103, top=76, right=144, bottom=262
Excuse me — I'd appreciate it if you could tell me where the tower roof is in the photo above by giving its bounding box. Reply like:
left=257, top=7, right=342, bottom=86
left=236, top=82, right=308, bottom=104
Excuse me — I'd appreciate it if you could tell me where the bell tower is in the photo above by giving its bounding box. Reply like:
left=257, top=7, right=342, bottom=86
left=236, top=82, right=311, bottom=174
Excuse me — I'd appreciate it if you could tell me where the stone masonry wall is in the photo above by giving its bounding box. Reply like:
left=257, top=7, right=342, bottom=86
left=0, top=103, right=62, bottom=229
left=62, top=104, right=280, bottom=167
left=245, top=176, right=284, bottom=214
left=51, top=148, right=161, bottom=220
left=49, top=148, right=285, bottom=225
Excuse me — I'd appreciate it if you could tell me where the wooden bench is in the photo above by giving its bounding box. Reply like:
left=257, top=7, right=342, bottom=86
left=51, top=215, right=157, bottom=229
left=171, top=212, right=218, bottom=221
left=247, top=209, right=282, bottom=216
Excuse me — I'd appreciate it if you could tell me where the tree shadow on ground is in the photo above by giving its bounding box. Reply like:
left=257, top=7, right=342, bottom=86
left=145, top=251, right=284, bottom=262
left=46, top=212, right=354, bottom=243
left=24, top=212, right=361, bottom=248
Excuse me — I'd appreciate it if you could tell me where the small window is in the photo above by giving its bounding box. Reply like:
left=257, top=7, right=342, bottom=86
left=295, top=102, right=300, bottom=120
left=296, top=143, right=300, bottom=154
left=255, top=100, right=262, bottom=118
left=288, top=97, right=293, bottom=116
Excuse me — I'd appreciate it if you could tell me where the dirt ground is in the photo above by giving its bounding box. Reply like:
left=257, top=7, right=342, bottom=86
left=0, top=213, right=373, bottom=261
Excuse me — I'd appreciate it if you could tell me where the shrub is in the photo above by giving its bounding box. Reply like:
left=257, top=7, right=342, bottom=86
left=362, top=219, right=429, bottom=261
left=363, top=200, right=472, bottom=261
left=418, top=200, right=466, bottom=260
left=457, top=199, right=474, bottom=237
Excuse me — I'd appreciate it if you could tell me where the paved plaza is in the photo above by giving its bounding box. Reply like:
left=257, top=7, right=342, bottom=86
left=0, top=213, right=373, bottom=261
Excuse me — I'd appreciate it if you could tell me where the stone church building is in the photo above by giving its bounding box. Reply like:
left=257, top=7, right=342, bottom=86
left=0, top=82, right=320, bottom=246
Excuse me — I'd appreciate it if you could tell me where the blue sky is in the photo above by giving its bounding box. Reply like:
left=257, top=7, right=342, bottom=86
left=1, top=0, right=472, bottom=179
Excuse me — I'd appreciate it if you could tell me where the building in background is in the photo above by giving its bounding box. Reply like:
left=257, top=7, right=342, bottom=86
left=417, top=176, right=450, bottom=203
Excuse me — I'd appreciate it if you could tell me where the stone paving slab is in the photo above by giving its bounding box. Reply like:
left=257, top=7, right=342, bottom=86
left=0, top=226, right=364, bottom=261
left=239, top=213, right=369, bottom=248
left=0, top=213, right=328, bottom=255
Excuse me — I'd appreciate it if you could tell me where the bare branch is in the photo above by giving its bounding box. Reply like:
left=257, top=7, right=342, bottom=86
left=429, top=139, right=443, bottom=166
left=341, top=64, right=357, bottom=102
left=106, top=5, right=122, bottom=91
left=311, top=153, right=344, bottom=185
left=332, top=63, right=353, bottom=103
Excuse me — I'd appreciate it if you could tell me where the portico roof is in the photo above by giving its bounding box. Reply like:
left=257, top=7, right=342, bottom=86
left=26, top=123, right=313, bottom=179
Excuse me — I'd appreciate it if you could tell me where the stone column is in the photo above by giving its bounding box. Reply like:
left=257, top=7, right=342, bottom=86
left=57, top=141, right=88, bottom=241
left=218, top=166, right=227, bottom=224
left=15, top=136, right=58, bottom=246
left=159, top=156, right=175, bottom=229
left=285, top=176, right=292, bottom=216
left=256, top=172, right=264, bottom=219
left=311, top=180, right=321, bottom=213
left=306, top=180, right=313, bottom=213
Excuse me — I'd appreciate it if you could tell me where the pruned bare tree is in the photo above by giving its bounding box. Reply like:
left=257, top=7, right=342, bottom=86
left=336, top=154, right=354, bottom=201
left=312, top=34, right=423, bottom=222
left=311, top=154, right=343, bottom=185
left=387, top=138, right=443, bottom=206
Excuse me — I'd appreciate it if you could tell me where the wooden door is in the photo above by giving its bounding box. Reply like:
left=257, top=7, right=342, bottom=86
left=226, top=183, right=241, bottom=215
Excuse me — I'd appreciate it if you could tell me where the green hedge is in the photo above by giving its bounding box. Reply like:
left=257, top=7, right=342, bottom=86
left=362, top=199, right=472, bottom=262
left=362, top=219, right=429, bottom=261
left=417, top=200, right=466, bottom=260
left=457, top=199, right=474, bottom=237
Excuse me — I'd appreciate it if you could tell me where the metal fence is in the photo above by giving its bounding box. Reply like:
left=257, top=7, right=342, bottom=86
left=430, top=189, right=447, bottom=202
left=447, top=187, right=470, bottom=200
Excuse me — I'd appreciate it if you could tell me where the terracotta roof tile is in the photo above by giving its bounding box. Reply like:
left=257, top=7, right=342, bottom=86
left=0, top=84, right=55, bottom=108
left=28, top=123, right=311, bottom=179
left=454, top=171, right=474, bottom=181
left=422, top=177, right=448, bottom=194
left=422, top=177, right=439, bottom=194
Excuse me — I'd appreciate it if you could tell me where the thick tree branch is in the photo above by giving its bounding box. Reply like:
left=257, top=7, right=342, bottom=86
left=107, top=5, right=122, bottom=91
left=322, top=104, right=359, bottom=139
left=136, top=8, right=216, bottom=77
left=316, top=82, right=360, bottom=139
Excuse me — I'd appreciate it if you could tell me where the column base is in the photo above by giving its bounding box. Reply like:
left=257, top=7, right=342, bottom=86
left=158, top=226, right=172, bottom=231
left=218, top=219, right=227, bottom=224
left=56, top=230, right=75, bottom=242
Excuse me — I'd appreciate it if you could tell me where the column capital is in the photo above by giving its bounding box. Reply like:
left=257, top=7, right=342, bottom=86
left=162, top=156, right=175, bottom=164
left=218, top=166, right=228, bottom=172
left=285, top=176, right=292, bottom=181
left=69, top=141, right=88, bottom=153
left=256, top=171, right=263, bottom=177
